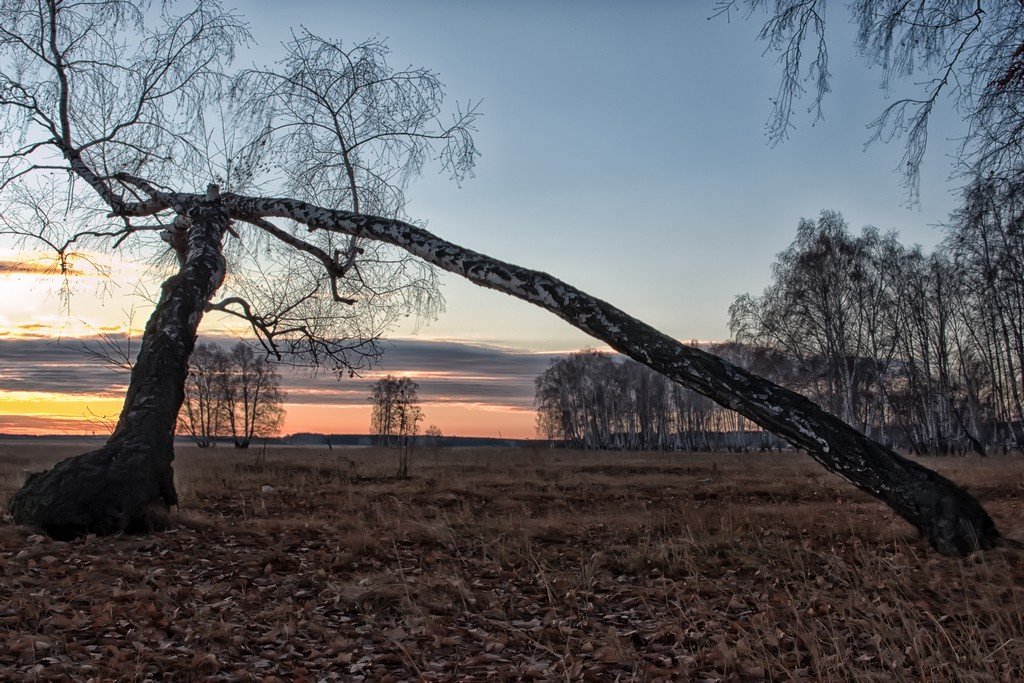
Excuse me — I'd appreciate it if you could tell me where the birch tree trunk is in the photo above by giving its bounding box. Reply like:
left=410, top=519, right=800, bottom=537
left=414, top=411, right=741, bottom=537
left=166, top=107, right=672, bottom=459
left=9, top=199, right=229, bottom=539
left=238, top=196, right=1001, bottom=555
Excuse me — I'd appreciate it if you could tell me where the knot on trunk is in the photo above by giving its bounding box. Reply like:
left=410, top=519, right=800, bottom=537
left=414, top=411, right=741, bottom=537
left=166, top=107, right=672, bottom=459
left=161, top=214, right=190, bottom=267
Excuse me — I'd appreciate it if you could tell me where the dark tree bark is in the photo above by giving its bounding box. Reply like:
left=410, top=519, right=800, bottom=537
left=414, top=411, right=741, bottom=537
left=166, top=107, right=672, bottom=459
left=235, top=195, right=1001, bottom=556
left=9, top=196, right=229, bottom=540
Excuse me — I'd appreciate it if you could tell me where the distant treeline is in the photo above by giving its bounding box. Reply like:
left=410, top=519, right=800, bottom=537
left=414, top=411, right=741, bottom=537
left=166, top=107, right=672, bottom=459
left=288, top=433, right=535, bottom=448
left=534, top=347, right=787, bottom=452
left=540, top=178, right=1024, bottom=456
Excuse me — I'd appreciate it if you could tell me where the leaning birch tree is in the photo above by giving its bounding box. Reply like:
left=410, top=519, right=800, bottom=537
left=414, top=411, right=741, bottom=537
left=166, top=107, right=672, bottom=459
left=2, top=0, right=1001, bottom=555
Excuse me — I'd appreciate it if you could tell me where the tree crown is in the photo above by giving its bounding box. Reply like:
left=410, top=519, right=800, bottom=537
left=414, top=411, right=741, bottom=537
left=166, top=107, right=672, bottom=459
left=0, top=0, right=479, bottom=373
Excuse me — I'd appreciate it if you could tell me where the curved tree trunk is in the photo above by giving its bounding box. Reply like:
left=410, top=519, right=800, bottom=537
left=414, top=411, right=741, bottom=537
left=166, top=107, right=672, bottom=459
left=12, top=179, right=999, bottom=555
left=239, top=196, right=1002, bottom=555
left=9, top=199, right=228, bottom=539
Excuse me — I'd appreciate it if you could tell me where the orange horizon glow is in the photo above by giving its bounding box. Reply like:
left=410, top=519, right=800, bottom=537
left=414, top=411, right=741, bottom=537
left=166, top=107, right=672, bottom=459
left=0, top=395, right=539, bottom=440
left=0, top=390, right=122, bottom=435
left=282, top=401, right=536, bottom=439
left=0, top=248, right=552, bottom=441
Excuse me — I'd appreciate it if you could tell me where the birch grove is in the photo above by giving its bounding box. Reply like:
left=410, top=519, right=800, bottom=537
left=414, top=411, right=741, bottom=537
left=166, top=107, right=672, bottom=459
left=732, top=186, right=1024, bottom=456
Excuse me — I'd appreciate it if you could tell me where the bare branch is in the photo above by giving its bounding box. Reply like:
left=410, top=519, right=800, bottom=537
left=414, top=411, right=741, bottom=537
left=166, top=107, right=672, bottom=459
left=234, top=212, right=358, bottom=304
left=727, top=0, right=1024, bottom=196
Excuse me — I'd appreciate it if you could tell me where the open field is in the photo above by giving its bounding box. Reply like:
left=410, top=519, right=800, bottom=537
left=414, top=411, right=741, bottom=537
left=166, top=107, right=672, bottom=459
left=1, top=443, right=1023, bottom=681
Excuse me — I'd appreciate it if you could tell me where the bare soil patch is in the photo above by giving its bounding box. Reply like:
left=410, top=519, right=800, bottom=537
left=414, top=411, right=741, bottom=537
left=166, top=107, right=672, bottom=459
left=1, top=445, right=1022, bottom=680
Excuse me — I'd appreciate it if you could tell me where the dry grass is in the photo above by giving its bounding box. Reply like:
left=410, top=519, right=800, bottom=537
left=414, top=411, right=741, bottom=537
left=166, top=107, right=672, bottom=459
left=1, top=442, right=1022, bottom=680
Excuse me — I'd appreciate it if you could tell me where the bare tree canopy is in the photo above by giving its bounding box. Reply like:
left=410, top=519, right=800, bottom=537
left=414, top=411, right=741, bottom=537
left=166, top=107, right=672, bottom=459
left=718, top=0, right=1024, bottom=197
left=0, top=0, right=1002, bottom=555
left=221, top=343, right=285, bottom=449
left=369, top=374, right=423, bottom=477
left=0, top=1, right=475, bottom=369
left=179, top=342, right=285, bottom=448
left=730, top=172, right=1024, bottom=458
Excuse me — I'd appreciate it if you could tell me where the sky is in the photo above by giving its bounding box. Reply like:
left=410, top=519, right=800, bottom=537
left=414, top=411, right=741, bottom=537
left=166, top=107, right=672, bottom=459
left=0, top=1, right=971, bottom=438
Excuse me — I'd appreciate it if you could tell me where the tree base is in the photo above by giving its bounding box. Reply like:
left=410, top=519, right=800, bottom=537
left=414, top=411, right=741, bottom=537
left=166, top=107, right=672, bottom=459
left=922, top=484, right=1001, bottom=556
left=8, top=442, right=177, bottom=540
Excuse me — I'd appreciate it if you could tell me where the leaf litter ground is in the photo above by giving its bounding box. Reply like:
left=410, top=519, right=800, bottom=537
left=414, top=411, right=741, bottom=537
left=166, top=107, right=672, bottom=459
left=1, top=445, right=1023, bottom=681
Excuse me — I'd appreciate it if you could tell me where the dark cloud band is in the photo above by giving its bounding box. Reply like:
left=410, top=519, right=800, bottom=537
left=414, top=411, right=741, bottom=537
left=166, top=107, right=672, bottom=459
left=0, top=335, right=562, bottom=410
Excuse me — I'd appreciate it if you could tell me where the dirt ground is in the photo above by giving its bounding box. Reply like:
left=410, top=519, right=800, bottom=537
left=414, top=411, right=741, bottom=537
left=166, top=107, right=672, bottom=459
left=1, top=443, right=1022, bottom=681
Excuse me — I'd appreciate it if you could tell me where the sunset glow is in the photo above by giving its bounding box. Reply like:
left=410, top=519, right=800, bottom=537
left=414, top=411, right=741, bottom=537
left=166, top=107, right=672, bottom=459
left=0, top=262, right=558, bottom=437
left=0, top=392, right=540, bottom=439
left=278, top=401, right=536, bottom=439
left=0, top=2, right=965, bottom=441
left=0, top=238, right=593, bottom=439
left=0, top=390, right=121, bottom=434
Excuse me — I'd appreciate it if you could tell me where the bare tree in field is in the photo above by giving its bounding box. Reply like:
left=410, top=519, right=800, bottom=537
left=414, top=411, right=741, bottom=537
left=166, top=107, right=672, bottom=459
left=220, top=344, right=285, bottom=449
left=179, top=342, right=284, bottom=448
left=179, top=343, right=228, bottom=448
left=3, top=1, right=470, bottom=537
left=1, top=1, right=1001, bottom=554
left=425, top=424, right=444, bottom=448
left=369, top=375, right=423, bottom=477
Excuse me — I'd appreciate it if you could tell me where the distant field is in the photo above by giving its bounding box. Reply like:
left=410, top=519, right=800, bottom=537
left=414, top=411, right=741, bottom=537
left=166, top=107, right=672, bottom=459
left=1, top=443, right=1022, bottom=680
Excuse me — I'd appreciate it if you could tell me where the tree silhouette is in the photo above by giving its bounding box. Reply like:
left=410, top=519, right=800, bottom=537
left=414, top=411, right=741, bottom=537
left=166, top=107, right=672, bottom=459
left=178, top=342, right=285, bottom=449
left=370, top=375, right=423, bottom=477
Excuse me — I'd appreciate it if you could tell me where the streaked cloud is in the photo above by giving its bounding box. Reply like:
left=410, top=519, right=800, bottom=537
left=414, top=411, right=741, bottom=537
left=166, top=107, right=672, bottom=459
left=0, top=334, right=565, bottom=414
left=0, top=338, right=131, bottom=395
left=256, top=337, right=560, bottom=409
left=0, top=259, right=70, bottom=276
